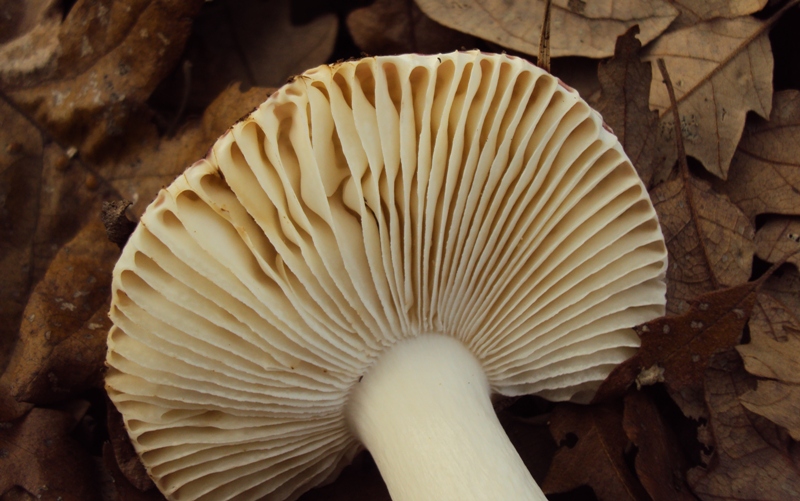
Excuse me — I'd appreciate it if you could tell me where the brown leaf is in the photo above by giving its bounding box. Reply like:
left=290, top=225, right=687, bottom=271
left=650, top=173, right=754, bottom=315
left=594, top=282, right=758, bottom=417
left=0, top=407, right=100, bottom=500
left=666, top=0, right=768, bottom=30
left=3, top=219, right=117, bottom=404
left=542, top=403, right=649, bottom=501
left=93, top=83, right=273, bottom=216
left=1, top=93, right=108, bottom=420
left=643, top=16, right=774, bottom=179
left=0, top=0, right=204, bottom=156
left=755, top=217, right=800, bottom=267
left=102, top=441, right=165, bottom=501
left=347, top=0, right=477, bottom=56
left=687, top=351, right=800, bottom=500
left=596, top=26, right=660, bottom=187
left=107, top=402, right=154, bottom=492
left=718, top=90, right=800, bottom=220
left=184, top=0, right=336, bottom=108
left=415, top=0, right=678, bottom=58
left=736, top=267, right=800, bottom=440
left=623, top=391, right=698, bottom=501
left=0, top=98, right=43, bottom=371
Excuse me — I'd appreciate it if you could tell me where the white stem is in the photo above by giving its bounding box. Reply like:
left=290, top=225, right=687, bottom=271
left=345, top=334, right=547, bottom=501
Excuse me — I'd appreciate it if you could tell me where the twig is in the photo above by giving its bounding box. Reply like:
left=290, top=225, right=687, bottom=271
left=656, top=59, right=688, bottom=178
left=537, top=0, right=552, bottom=72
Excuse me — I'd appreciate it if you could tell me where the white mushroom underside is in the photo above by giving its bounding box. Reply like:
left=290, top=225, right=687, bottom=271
left=106, top=52, right=668, bottom=501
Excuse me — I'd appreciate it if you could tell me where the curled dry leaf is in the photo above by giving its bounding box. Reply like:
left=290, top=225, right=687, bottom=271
left=650, top=173, right=754, bottom=315
left=415, top=0, right=678, bottom=58
left=687, top=351, right=800, bottom=501
left=1, top=94, right=112, bottom=422
left=185, top=0, right=337, bottom=106
left=594, top=281, right=758, bottom=418
left=623, top=391, right=697, bottom=501
left=94, top=84, right=274, bottom=217
left=666, top=0, right=768, bottom=30
left=643, top=16, right=773, bottom=179
left=755, top=217, right=800, bottom=267
left=102, top=442, right=165, bottom=501
left=107, top=402, right=154, bottom=492
left=347, top=0, right=478, bottom=56
left=0, top=0, right=203, bottom=156
left=3, top=219, right=118, bottom=405
left=596, top=26, right=660, bottom=187
left=736, top=267, right=800, bottom=441
left=0, top=407, right=99, bottom=500
left=718, top=90, right=800, bottom=220
left=542, top=403, right=649, bottom=501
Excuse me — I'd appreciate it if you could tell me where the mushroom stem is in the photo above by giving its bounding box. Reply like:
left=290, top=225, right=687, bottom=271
left=346, top=334, right=547, bottom=500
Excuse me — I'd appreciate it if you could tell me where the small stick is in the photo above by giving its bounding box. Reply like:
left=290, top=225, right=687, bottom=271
left=537, top=0, right=552, bottom=72
left=656, top=59, right=688, bottom=178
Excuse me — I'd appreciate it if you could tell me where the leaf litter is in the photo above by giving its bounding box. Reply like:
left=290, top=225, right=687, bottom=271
left=2, top=0, right=800, bottom=500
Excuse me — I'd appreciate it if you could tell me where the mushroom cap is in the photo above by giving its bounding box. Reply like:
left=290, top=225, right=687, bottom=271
left=106, top=51, right=668, bottom=501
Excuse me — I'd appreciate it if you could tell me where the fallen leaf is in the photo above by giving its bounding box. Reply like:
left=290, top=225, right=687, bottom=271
left=623, top=391, right=698, bottom=501
left=1, top=93, right=110, bottom=420
left=738, top=349, right=800, bottom=441
left=93, top=83, right=273, bottom=216
left=736, top=266, right=800, bottom=441
left=107, top=402, right=154, bottom=492
left=347, top=0, right=477, bottom=56
left=650, top=172, right=754, bottom=314
left=415, top=0, right=678, bottom=58
left=594, top=281, right=758, bottom=418
left=0, top=0, right=204, bottom=156
left=183, top=0, right=337, bottom=109
left=102, top=442, right=165, bottom=501
left=542, top=403, right=649, bottom=501
left=0, top=407, right=100, bottom=500
left=718, top=90, right=800, bottom=220
left=2, top=219, right=117, bottom=405
left=0, top=98, right=43, bottom=371
left=754, top=217, right=800, bottom=267
left=687, top=351, right=800, bottom=501
left=643, top=16, right=774, bottom=179
left=596, top=26, right=660, bottom=187
left=666, top=0, right=768, bottom=30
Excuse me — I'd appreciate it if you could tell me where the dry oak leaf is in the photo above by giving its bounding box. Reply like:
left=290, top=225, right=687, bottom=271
left=414, top=0, right=678, bottom=59
left=596, top=26, right=660, bottom=187
left=1, top=95, right=112, bottom=421
left=107, top=401, right=155, bottom=492
left=687, top=351, right=800, bottom=501
left=623, top=391, right=698, bottom=501
left=186, top=0, right=336, bottom=107
left=643, top=15, right=773, bottom=180
left=542, top=403, right=649, bottom=501
left=347, top=0, right=477, bottom=56
left=736, top=267, right=800, bottom=441
left=2, top=219, right=117, bottom=405
left=93, top=84, right=274, bottom=217
left=754, top=217, right=800, bottom=267
left=666, top=0, right=768, bottom=30
left=650, top=172, right=754, bottom=315
left=0, top=407, right=100, bottom=500
left=0, top=0, right=204, bottom=156
left=102, top=442, right=165, bottom=501
left=738, top=329, right=800, bottom=441
left=717, top=90, right=800, bottom=221
left=593, top=281, right=758, bottom=418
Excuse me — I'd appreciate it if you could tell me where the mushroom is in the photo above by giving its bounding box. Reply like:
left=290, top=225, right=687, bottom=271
left=106, top=51, right=668, bottom=501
